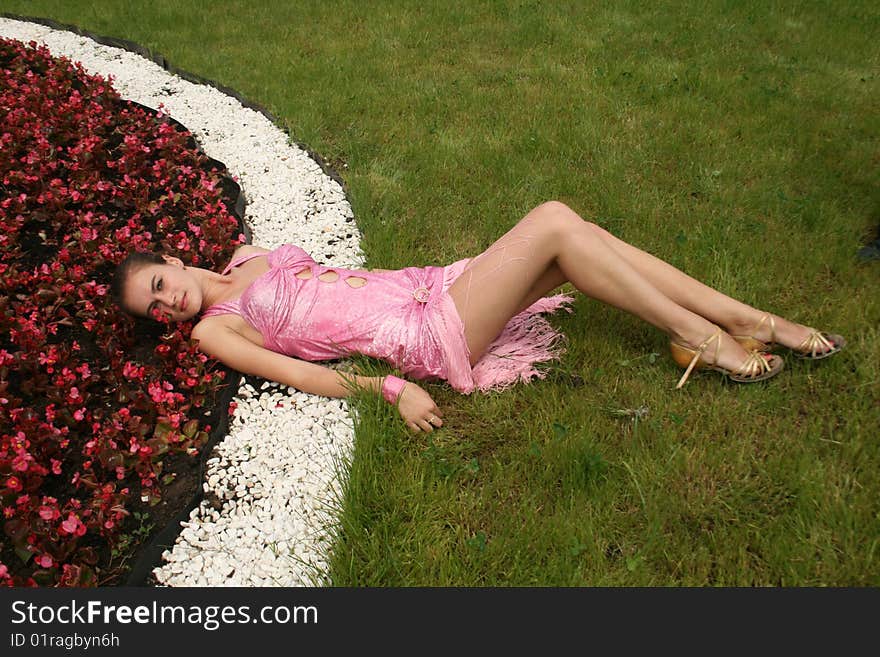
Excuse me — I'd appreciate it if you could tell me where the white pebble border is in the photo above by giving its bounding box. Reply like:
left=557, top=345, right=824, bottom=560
left=1, top=17, right=360, bottom=586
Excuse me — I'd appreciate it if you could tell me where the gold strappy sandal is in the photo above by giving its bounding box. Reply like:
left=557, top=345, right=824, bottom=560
left=791, top=329, right=846, bottom=360
left=731, top=313, right=777, bottom=353
left=670, top=327, right=785, bottom=389
left=731, top=313, right=845, bottom=360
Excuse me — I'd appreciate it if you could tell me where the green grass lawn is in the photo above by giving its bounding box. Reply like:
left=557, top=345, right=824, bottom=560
left=5, top=0, right=877, bottom=585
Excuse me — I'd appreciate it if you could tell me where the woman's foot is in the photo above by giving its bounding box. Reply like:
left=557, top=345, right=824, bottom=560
left=670, top=325, right=783, bottom=388
left=725, top=311, right=843, bottom=358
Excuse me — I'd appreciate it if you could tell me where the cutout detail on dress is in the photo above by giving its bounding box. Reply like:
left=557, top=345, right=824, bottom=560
left=294, top=267, right=366, bottom=287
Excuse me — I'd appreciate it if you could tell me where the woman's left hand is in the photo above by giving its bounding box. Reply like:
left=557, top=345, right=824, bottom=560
left=397, top=382, right=444, bottom=432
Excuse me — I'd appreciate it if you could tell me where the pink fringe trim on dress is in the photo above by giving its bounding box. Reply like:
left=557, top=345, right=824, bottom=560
left=470, top=294, right=574, bottom=392
left=433, top=258, right=575, bottom=395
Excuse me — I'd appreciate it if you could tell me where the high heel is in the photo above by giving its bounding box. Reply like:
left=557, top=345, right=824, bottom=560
left=731, top=313, right=776, bottom=353
left=670, top=327, right=785, bottom=389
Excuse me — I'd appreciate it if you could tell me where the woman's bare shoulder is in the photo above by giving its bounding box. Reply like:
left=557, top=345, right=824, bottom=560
left=230, top=244, right=272, bottom=259
left=193, top=312, right=237, bottom=332
left=193, top=312, right=263, bottom=346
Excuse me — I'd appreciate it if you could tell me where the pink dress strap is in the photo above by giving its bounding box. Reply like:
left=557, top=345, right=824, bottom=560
left=202, top=250, right=268, bottom=318
left=220, top=251, right=265, bottom=275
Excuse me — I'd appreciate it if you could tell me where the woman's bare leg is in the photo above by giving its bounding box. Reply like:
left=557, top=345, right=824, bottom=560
left=499, top=204, right=828, bottom=353
left=448, top=201, right=761, bottom=372
left=581, top=223, right=827, bottom=351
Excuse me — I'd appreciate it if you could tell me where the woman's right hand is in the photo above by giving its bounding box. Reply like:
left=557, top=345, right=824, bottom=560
left=396, top=381, right=443, bottom=432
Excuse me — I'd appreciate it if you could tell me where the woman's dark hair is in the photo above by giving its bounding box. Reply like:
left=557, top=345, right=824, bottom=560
left=111, top=251, right=165, bottom=316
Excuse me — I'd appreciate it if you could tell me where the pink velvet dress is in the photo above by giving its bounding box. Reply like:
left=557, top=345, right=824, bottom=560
left=201, top=244, right=573, bottom=394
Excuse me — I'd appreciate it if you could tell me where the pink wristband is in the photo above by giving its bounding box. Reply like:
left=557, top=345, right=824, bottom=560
left=381, top=375, right=407, bottom=405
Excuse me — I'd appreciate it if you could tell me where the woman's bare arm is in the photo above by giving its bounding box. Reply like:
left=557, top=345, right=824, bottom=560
left=192, top=321, right=379, bottom=397
left=191, top=320, right=444, bottom=431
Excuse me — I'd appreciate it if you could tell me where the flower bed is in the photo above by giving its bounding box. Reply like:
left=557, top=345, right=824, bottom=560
left=0, top=38, right=244, bottom=586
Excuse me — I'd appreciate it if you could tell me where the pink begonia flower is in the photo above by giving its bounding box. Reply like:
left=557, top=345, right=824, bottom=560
left=61, top=514, right=86, bottom=537
left=12, top=455, right=30, bottom=472
left=39, top=506, right=60, bottom=521
left=35, top=555, right=53, bottom=568
left=122, top=361, right=144, bottom=379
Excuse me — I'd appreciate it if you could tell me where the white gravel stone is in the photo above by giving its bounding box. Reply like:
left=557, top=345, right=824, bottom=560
left=0, top=18, right=359, bottom=587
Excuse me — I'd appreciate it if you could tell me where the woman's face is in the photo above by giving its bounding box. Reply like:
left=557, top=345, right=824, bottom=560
left=123, top=256, right=202, bottom=322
